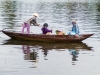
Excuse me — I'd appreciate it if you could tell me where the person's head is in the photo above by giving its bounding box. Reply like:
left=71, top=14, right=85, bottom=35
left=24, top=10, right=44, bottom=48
left=43, top=23, right=48, bottom=28
left=72, top=20, right=76, bottom=25
left=33, top=13, right=39, bottom=18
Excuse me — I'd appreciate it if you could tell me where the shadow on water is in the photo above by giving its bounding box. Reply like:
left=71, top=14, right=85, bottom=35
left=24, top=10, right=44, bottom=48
left=2, top=39, right=93, bottom=61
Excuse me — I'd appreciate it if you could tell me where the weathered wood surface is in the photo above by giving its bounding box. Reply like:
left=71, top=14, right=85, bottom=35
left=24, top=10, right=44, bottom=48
left=2, top=30, right=94, bottom=42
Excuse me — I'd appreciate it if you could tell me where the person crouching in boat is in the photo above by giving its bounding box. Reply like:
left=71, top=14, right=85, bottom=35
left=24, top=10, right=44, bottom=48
left=68, top=20, right=80, bottom=37
left=21, top=13, right=40, bottom=34
left=56, top=30, right=65, bottom=35
left=41, top=23, right=52, bottom=35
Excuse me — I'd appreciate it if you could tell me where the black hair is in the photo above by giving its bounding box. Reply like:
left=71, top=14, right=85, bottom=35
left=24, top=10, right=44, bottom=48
left=43, top=23, right=48, bottom=27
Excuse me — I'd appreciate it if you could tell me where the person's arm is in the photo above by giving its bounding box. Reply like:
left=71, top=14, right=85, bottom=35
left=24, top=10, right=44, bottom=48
left=46, top=28, right=52, bottom=33
left=31, top=18, right=40, bottom=26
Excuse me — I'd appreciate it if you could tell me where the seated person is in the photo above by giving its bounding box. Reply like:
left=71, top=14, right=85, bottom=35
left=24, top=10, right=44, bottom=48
left=41, top=23, right=52, bottom=35
left=56, top=30, right=65, bottom=35
left=68, top=20, right=80, bottom=37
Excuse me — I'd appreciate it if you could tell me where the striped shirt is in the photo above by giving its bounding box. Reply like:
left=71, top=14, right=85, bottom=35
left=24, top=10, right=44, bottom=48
left=24, top=16, right=38, bottom=26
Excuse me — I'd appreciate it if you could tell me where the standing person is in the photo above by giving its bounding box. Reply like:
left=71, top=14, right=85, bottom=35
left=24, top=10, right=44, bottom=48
left=69, top=20, right=80, bottom=36
left=21, top=13, right=40, bottom=34
left=41, top=23, right=52, bottom=35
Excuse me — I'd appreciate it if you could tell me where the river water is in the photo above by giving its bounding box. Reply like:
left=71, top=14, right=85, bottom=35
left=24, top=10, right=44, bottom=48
left=0, top=0, right=100, bottom=75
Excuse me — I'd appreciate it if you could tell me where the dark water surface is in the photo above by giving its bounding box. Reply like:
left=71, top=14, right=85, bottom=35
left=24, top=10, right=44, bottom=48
left=0, top=0, right=100, bottom=75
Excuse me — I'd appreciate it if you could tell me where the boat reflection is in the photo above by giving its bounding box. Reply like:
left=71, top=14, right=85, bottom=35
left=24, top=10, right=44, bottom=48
left=69, top=49, right=79, bottom=61
left=3, top=39, right=93, bottom=61
left=41, top=48, right=49, bottom=60
left=22, top=45, right=38, bottom=61
left=3, top=39, right=93, bottom=50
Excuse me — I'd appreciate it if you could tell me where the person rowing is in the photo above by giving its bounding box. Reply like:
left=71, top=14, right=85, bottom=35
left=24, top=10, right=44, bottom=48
left=21, top=13, right=40, bottom=34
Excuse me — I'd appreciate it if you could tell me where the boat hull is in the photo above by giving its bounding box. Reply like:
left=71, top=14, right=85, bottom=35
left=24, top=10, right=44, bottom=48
left=2, top=30, right=94, bottom=42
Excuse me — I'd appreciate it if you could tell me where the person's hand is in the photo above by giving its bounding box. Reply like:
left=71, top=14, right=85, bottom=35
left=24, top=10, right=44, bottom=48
left=38, top=24, right=43, bottom=27
left=75, top=34, right=79, bottom=37
left=38, top=24, right=40, bottom=26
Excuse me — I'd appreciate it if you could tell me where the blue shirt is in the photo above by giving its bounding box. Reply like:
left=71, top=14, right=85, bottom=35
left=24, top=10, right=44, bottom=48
left=72, top=24, right=80, bottom=34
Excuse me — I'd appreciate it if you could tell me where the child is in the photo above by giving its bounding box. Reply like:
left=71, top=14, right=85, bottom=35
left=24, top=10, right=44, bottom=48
left=41, top=23, right=52, bottom=35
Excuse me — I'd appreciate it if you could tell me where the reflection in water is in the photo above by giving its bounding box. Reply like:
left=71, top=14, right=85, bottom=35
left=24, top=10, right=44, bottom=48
left=22, top=45, right=50, bottom=61
left=42, top=48, right=49, bottom=60
left=22, top=45, right=38, bottom=62
left=3, top=39, right=93, bottom=62
left=69, top=49, right=79, bottom=61
left=22, top=44, right=49, bottom=61
left=3, top=39, right=93, bottom=50
left=22, top=45, right=30, bottom=54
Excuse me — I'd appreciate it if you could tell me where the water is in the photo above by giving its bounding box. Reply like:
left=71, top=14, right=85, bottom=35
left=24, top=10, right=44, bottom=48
left=0, top=0, right=100, bottom=75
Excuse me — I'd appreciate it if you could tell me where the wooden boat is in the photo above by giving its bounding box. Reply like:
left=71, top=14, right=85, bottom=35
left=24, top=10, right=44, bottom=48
left=2, top=30, right=94, bottom=42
